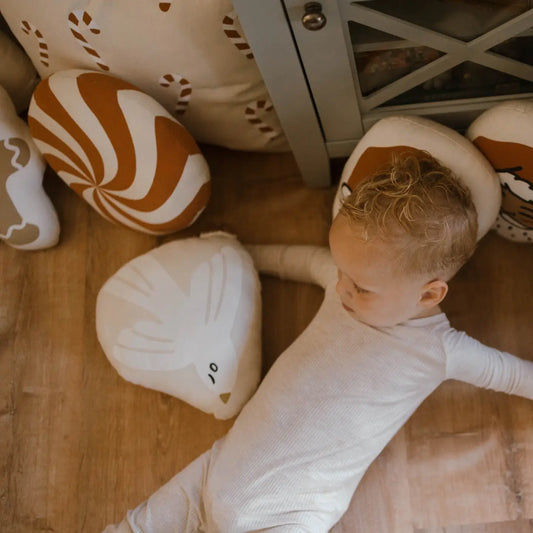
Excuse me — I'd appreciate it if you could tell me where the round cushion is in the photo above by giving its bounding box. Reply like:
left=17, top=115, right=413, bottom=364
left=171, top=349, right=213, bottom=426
left=466, top=100, right=533, bottom=243
left=332, top=115, right=501, bottom=241
left=0, top=85, right=59, bottom=249
left=28, top=69, right=211, bottom=235
left=96, top=232, right=262, bottom=420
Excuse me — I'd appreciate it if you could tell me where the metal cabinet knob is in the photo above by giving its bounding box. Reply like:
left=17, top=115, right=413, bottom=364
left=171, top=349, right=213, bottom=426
left=302, top=2, right=327, bottom=31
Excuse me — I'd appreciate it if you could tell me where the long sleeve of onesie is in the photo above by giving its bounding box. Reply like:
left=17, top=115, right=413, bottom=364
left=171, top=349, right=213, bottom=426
left=444, top=329, right=533, bottom=399
left=245, top=244, right=336, bottom=288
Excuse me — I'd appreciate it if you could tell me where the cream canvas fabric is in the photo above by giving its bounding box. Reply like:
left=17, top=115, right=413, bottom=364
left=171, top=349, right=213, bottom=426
left=0, top=0, right=289, bottom=152
left=96, top=232, right=262, bottom=420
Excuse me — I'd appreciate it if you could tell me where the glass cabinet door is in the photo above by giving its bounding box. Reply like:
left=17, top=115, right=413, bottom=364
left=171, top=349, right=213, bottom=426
left=280, top=0, right=533, bottom=159
left=344, top=0, right=533, bottom=113
left=234, top=0, right=533, bottom=183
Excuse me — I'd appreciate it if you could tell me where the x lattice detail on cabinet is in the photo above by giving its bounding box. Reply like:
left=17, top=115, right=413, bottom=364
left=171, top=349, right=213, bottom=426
left=348, top=4, right=533, bottom=112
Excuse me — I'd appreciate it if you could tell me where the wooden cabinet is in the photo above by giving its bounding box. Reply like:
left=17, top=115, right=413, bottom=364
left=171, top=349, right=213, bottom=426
left=234, top=0, right=533, bottom=186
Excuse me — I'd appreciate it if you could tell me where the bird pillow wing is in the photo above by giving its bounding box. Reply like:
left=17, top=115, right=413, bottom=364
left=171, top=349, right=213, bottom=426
left=96, top=232, right=262, bottom=419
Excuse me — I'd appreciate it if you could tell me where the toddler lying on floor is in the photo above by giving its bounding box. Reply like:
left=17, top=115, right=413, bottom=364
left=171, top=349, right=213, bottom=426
left=104, top=152, right=533, bottom=532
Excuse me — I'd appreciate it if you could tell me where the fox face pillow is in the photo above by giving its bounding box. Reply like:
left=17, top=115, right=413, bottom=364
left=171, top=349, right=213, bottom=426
left=96, top=232, right=262, bottom=419
left=467, top=100, right=533, bottom=243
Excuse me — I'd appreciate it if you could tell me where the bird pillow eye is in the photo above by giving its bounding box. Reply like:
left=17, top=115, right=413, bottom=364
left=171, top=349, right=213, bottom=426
left=95, top=232, right=262, bottom=419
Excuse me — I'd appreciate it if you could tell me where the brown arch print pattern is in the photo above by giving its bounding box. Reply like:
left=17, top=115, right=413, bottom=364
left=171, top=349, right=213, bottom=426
left=345, top=145, right=425, bottom=191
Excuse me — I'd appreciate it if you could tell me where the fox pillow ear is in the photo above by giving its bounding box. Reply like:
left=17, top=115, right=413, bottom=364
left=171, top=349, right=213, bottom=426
left=332, top=115, right=501, bottom=241
left=96, top=232, right=262, bottom=420
left=0, top=85, right=59, bottom=250
left=466, top=100, right=533, bottom=243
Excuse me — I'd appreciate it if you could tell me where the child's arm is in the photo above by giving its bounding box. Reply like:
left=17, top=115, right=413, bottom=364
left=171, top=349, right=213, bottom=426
left=444, top=330, right=533, bottom=399
left=244, top=244, right=336, bottom=289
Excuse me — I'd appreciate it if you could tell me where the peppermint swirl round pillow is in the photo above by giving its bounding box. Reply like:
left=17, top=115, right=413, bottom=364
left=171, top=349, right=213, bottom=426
left=28, top=69, right=210, bottom=234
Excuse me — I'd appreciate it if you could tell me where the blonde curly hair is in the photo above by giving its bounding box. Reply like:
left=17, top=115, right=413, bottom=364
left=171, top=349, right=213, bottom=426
left=339, top=151, right=478, bottom=278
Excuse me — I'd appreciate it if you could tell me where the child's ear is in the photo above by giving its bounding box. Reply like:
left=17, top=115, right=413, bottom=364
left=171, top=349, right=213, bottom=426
left=419, top=279, right=448, bottom=309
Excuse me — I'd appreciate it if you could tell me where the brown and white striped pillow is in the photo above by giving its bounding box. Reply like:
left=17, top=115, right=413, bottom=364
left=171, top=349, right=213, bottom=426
left=28, top=69, right=211, bottom=234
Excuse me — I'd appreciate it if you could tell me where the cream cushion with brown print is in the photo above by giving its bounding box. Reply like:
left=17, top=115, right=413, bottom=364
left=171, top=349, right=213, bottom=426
left=0, top=0, right=289, bottom=152
left=332, top=115, right=502, bottom=241
left=0, top=85, right=59, bottom=250
left=466, top=100, right=533, bottom=243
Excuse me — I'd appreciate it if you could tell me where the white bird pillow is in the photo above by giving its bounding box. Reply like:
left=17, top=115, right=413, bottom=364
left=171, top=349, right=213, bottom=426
left=96, top=232, right=262, bottom=419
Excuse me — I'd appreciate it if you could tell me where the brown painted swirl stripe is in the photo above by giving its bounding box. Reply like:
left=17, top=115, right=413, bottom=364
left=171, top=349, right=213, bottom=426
left=28, top=71, right=210, bottom=234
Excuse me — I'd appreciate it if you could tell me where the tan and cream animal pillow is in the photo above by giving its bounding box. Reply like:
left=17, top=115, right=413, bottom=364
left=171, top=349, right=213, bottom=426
left=0, top=0, right=289, bottom=152
left=28, top=70, right=211, bottom=235
left=0, top=85, right=59, bottom=249
left=332, top=115, right=502, bottom=241
left=467, top=100, right=533, bottom=243
left=96, top=232, right=262, bottom=420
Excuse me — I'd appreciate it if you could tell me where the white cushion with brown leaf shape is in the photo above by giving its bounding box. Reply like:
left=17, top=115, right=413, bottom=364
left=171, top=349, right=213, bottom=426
left=332, top=115, right=501, bottom=241
left=28, top=69, right=211, bottom=235
left=96, top=232, right=262, bottom=420
left=0, top=85, right=59, bottom=249
left=0, top=0, right=289, bottom=152
left=466, top=100, right=533, bottom=243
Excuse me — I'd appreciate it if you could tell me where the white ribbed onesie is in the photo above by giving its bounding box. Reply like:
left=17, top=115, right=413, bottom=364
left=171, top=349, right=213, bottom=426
left=103, top=245, right=533, bottom=533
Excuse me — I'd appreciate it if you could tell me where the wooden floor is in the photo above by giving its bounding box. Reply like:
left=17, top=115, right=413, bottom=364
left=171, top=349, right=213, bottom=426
left=1, top=145, right=532, bottom=533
